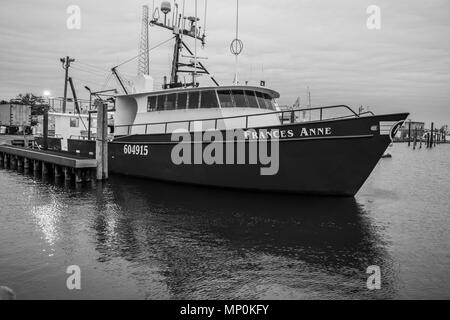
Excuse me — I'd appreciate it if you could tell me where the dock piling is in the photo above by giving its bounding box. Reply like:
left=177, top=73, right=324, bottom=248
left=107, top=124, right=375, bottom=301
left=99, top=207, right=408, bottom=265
left=430, top=123, right=434, bottom=148
left=82, top=169, right=92, bottom=182
left=64, top=167, right=72, bottom=181
left=17, top=157, right=23, bottom=171
left=10, top=156, right=17, bottom=170
left=75, top=169, right=83, bottom=184
left=33, top=160, right=40, bottom=172
left=408, top=120, right=412, bottom=147
left=42, top=162, right=49, bottom=177
left=96, top=102, right=109, bottom=181
left=43, top=106, right=49, bottom=150
left=24, top=158, right=30, bottom=170
left=54, top=165, right=62, bottom=179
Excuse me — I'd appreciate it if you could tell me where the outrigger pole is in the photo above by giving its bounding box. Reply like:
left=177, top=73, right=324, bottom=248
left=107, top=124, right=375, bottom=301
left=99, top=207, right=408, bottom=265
left=111, top=67, right=128, bottom=95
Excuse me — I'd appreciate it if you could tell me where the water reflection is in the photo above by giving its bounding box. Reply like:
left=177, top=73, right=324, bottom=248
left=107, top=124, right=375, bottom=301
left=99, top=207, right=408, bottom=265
left=89, top=176, right=395, bottom=299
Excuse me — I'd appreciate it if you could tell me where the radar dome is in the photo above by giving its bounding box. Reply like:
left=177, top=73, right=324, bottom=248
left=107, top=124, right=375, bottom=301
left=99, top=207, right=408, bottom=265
left=161, top=1, right=172, bottom=14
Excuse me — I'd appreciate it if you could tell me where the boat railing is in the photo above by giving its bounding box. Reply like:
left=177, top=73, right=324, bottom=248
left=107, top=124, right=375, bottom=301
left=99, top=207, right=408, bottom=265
left=115, top=105, right=366, bottom=135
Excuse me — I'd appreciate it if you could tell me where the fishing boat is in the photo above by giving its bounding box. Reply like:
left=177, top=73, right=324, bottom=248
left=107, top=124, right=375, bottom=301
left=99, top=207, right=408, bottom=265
left=99, top=2, right=409, bottom=196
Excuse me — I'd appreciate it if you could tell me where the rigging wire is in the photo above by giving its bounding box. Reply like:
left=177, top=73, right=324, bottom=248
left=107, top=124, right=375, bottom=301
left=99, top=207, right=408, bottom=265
left=71, top=76, right=104, bottom=87
left=236, top=0, right=239, bottom=42
left=115, top=36, right=176, bottom=68
left=194, top=0, right=198, bottom=82
left=75, top=61, right=111, bottom=72
left=71, top=66, right=109, bottom=78
left=101, top=73, right=113, bottom=91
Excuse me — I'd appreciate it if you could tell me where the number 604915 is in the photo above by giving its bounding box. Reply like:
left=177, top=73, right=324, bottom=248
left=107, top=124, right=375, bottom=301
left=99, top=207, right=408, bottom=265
left=123, top=144, right=149, bottom=156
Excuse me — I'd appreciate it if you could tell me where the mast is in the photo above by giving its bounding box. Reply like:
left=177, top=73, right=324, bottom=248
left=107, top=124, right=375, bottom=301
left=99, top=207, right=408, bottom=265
left=150, top=0, right=217, bottom=89
left=170, top=36, right=183, bottom=85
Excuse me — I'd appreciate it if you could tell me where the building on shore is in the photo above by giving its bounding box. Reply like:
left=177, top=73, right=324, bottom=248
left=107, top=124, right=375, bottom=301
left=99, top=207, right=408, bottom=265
left=0, top=103, right=32, bottom=134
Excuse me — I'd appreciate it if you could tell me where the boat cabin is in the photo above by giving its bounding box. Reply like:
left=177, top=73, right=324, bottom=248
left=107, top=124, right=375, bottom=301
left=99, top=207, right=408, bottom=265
left=115, top=85, right=282, bottom=135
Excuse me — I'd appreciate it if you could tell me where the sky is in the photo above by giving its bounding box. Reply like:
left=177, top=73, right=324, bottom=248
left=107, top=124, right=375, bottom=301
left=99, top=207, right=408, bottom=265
left=0, top=0, right=449, bottom=126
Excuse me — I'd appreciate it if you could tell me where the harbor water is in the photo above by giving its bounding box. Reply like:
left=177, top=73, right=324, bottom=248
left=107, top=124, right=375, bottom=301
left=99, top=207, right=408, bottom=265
left=0, top=143, right=449, bottom=299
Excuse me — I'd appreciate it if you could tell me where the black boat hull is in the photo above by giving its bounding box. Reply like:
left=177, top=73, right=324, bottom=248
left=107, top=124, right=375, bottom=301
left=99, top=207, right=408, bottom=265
left=108, top=113, right=408, bottom=196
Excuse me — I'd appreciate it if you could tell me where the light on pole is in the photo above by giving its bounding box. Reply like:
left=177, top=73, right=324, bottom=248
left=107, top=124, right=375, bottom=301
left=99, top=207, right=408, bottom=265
left=84, top=86, right=92, bottom=111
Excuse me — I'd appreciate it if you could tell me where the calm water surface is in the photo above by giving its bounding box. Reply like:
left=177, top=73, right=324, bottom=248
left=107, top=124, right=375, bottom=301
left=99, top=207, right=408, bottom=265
left=0, top=144, right=449, bottom=299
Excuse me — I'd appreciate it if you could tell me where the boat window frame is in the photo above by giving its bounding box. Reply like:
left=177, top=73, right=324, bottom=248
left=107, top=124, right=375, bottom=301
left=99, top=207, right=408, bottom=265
left=265, top=94, right=276, bottom=110
left=145, top=88, right=276, bottom=112
left=165, top=93, right=177, bottom=111
left=255, top=91, right=269, bottom=109
left=177, top=92, right=188, bottom=110
left=156, top=94, right=166, bottom=111
left=230, top=89, right=249, bottom=108
left=188, top=91, right=200, bottom=109
left=199, top=90, right=220, bottom=109
left=147, top=95, right=158, bottom=112
left=217, top=89, right=235, bottom=108
left=244, top=90, right=260, bottom=109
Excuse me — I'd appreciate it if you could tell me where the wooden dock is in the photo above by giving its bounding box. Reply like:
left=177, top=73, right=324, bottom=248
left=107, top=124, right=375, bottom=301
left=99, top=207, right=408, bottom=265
left=0, top=144, right=97, bottom=183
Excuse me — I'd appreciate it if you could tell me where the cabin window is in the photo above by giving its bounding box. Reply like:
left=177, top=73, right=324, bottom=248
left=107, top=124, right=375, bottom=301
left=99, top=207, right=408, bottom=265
left=256, top=91, right=268, bottom=109
left=165, top=93, right=176, bottom=110
left=188, top=91, right=200, bottom=109
left=231, top=90, right=248, bottom=108
left=147, top=96, right=157, bottom=112
left=156, top=95, right=166, bottom=111
left=177, top=92, right=187, bottom=109
left=70, top=117, right=79, bottom=128
left=217, top=90, right=234, bottom=108
left=264, top=94, right=276, bottom=110
left=200, top=90, right=219, bottom=109
left=245, top=90, right=259, bottom=108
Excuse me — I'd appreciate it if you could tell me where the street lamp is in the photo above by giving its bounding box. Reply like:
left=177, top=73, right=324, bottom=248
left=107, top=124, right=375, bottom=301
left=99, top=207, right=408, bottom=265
left=43, top=90, right=53, bottom=111
left=84, top=86, right=92, bottom=111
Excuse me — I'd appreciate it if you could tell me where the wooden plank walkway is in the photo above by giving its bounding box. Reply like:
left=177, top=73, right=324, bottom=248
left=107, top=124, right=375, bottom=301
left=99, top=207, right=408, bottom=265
left=0, top=145, right=96, bottom=168
left=0, top=144, right=96, bottom=183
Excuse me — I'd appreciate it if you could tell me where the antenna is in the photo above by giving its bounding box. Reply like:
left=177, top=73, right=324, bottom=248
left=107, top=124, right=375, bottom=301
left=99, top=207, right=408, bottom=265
left=161, top=1, right=171, bottom=25
left=172, top=0, right=177, bottom=28
left=152, top=0, right=155, bottom=16
left=182, top=0, right=186, bottom=34
left=204, top=0, right=208, bottom=37
left=231, top=0, right=243, bottom=85
left=194, top=0, right=198, bottom=85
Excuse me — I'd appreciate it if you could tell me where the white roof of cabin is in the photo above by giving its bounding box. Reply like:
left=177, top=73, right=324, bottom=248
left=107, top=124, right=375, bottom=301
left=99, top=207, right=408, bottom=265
left=116, top=85, right=280, bottom=99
